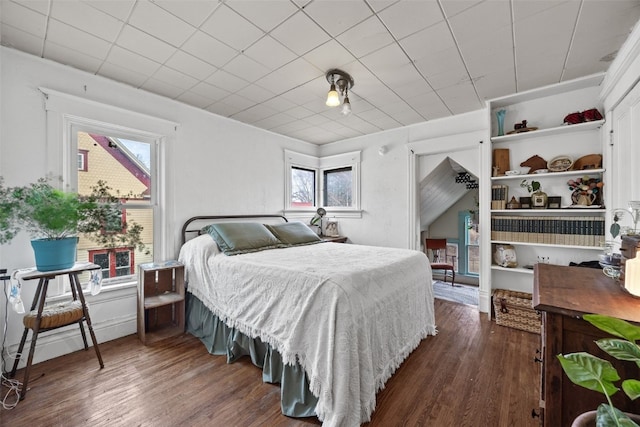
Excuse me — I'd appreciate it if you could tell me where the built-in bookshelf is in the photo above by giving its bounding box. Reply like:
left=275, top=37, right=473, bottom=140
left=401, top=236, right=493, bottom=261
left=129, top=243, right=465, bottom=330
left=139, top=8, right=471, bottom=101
left=484, top=73, right=606, bottom=293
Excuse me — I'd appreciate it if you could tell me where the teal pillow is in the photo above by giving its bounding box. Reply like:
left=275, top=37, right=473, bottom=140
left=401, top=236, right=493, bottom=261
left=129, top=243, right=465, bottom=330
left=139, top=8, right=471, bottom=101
left=203, top=222, right=285, bottom=255
left=266, top=222, right=322, bottom=246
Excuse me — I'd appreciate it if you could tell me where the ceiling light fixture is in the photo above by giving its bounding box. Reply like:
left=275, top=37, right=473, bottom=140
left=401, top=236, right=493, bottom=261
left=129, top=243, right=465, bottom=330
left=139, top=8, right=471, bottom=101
left=325, top=69, right=354, bottom=114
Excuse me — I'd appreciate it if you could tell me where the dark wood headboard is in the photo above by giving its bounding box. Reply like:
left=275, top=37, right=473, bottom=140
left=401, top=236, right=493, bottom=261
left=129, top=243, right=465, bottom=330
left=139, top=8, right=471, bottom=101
left=181, top=214, right=288, bottom=245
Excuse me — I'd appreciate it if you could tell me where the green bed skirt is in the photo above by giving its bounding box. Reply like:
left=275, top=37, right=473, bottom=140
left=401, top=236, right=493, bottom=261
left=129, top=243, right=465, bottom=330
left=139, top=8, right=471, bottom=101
left=185, top=293, right=319, bottom=418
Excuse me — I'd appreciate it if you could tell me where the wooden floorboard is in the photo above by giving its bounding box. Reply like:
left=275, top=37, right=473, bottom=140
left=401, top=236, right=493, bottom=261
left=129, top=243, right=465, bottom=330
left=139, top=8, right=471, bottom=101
left=0, top=299, right=540, bottom=426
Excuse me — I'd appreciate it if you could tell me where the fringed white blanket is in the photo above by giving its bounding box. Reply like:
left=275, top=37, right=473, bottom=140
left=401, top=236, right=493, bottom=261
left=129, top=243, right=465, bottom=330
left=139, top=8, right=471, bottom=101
left=179, top=236, right=436, bottom=426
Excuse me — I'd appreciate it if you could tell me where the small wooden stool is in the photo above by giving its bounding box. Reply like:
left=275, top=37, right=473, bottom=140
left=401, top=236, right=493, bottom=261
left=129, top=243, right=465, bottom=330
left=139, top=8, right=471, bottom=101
left=10, top=262, right=104, bottom=400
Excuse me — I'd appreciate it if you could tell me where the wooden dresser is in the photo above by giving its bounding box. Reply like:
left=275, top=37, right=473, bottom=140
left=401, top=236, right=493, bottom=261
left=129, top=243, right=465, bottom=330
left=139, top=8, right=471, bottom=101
left=533, top=263, right=640, bottom=426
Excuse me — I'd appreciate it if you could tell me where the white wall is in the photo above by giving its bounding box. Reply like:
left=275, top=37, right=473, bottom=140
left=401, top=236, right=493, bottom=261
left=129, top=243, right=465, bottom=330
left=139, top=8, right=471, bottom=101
left=0, top=47, right=315, bottom=366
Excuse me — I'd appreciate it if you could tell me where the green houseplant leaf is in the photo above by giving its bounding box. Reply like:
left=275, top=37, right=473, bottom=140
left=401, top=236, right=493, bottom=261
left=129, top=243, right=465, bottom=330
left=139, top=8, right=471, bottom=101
left=557, top=352, right=620, bottom=396
left=585, top=314, right=640, bottom=344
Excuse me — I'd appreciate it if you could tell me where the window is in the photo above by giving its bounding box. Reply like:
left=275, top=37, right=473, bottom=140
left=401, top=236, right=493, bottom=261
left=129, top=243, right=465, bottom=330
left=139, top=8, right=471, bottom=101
left=285, top=150, right=361, bottom=217
left=457, top=211, right=480, bottom=276
left=78, top=150, right=88, bottom=171
left=73, top=128, right=155, bottom=286
left=323, top=167, right=352, bottom=207
left=291, top=166, right=315, bottom=207
left=90, top=248, right=135, bottom=279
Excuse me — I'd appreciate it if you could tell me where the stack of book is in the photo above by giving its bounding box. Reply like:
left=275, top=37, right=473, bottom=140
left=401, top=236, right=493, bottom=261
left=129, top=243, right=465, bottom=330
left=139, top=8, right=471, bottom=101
left=490, top=216, right=605, bottom=246
left=491, top=185, right=509, bottom=210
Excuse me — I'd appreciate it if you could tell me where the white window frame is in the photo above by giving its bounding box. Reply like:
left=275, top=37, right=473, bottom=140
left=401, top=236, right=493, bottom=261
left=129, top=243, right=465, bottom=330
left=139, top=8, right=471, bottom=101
left=284, top=149, right=362, bottom=218
left=39, top=87, right=178, bottom=296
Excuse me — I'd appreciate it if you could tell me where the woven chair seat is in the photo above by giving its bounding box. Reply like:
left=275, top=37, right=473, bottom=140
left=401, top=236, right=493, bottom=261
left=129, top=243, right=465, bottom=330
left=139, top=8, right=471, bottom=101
left=23, top=300, right=84, bottom=330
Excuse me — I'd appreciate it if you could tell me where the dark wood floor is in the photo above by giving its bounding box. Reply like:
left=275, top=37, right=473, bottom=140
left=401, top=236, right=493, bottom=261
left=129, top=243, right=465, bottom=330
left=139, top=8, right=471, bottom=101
left=0, top=299, right=540, bottom=426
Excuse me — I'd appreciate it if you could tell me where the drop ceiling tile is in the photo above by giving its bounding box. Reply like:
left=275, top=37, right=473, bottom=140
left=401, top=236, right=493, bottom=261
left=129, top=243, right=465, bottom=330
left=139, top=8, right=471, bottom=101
left=390, top=107, right=427, bottom=127
left=336, top=16, right=395, bottom=59
left=378, top=0, right=444, bottom=40
left=190, top=81, right=231, bottom=101
left=365, top=0, right=399, bottom=13
left=205, top=101, right=244, bottom=118
left=165, top=50, right=217, bottom=81
left=200, top=4, right=264, bottom=51
left=440, top=0, right=484, bottom=19
left=304, top=0, right=372, bottom=36
left=46, top=19, right=111, bottom=58
left=225, top=0, right=298, bottom=33
left=280, top=83, right=319, bottom=105
left=512, top=0, right=569, bottom=21
left=284, top=105, right=315, bottom=119
left=270, top=11, right=330, bottom=56
left=181, top=31, right=238, bottom=68
left=152, top=0, right=221, bottom=27
left=473, top=69, right=516, bottom=101
left=236, top=84, right=276, bottom=104
left=304, top=39, right=357, bottom=72
left=447, top=1, right=511, bottom=46
left=116, top=25, right=177, bottom=64
left=392, top=77, right=434, bottom=100
left=223, top=54, right=271, bottom=83
left=232, top=104, right=278, bottom=123
left=42, top=40, right=103, bottom=73
left=129, top=1, right=196, bottom=47
left=1, top=1, right=47, bottom=38
left=99, top=61, right=149, bottom=88
left=50, top=0, right=123, bottom=42
left=205, top=69, right=250, bottom=93
left=414, top=47, right=469, bottom=90
left=400, top=21, right=456, bottom=62
left=177, top=90, right=215, bottom=109
left=151, top=66, right=199, bottom=91
left=82, top=0, right=135, bottom=21
left=407, top=91, right=452, bottom=119
left=261, top=95, right=296, bottom=112
left=106, top=45, right=161, bottom=76
left=516, top=54, right=566, bottom=90
left=219, top=93, right=256, bottom=111
left=360, top=43, right=411, bottom=82
left=253, top=112, right=297, bottom=130
left=254, top=58, right=322, bottom=95
left=458, top=26, right=514, bottom=77
left=243, top=35, right=297, bottom=70
left=514, top=2, right=580, bottom=58
left=141, top=78, right=185, bottom=99
left=1, top=24, right=43, bottom=56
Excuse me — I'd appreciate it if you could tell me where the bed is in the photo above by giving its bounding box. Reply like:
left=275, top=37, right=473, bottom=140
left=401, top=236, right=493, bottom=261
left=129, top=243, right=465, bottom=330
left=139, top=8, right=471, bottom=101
left=178, top=215, right=436, bottom=426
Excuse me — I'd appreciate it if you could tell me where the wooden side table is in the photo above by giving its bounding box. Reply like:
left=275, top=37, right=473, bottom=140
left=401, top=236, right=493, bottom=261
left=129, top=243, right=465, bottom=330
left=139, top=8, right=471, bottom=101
left=10, top=262, right=104, bottom=400
left=137, top=261, right=185, bottom=344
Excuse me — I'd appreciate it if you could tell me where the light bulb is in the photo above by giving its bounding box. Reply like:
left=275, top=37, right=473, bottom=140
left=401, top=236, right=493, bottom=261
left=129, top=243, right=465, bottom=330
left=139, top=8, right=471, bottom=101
left=326, top=84, right=340, bottom=107
left=341, top=96, right=351, bottom=115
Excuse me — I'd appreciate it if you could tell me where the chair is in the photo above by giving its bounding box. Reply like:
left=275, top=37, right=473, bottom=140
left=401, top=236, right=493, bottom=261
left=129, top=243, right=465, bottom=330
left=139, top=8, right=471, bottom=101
left=425, top=238, right=456, bottom=285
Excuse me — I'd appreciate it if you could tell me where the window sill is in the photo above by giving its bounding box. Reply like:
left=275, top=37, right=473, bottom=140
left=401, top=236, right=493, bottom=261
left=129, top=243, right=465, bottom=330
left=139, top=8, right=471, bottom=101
left=46, top=279, right=137, bottom=304
left=284, top=208, right=362, bottom=219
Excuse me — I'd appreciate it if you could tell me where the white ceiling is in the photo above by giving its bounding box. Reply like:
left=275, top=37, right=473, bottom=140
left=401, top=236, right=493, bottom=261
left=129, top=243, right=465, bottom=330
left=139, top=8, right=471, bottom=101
left=2, top=0, right=639, bottom=145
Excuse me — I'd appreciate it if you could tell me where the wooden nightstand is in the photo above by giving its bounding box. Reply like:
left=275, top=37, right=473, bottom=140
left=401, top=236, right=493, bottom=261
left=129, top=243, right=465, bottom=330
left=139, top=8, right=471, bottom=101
left=137, top=261, right=185, bottom=344
left=322, top=236, right=348, bottom=243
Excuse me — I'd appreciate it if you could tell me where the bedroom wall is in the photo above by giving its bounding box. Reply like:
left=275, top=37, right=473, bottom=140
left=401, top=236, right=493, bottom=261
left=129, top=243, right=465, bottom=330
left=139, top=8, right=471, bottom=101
left=0, top=47, right=315, bottom=366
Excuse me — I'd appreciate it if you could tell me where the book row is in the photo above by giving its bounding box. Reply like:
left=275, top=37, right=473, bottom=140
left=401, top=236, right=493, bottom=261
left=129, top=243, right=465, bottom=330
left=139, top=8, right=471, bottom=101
left=491, top=184, right=509, bottom=210
left=490, top=216, right=605, bottom=247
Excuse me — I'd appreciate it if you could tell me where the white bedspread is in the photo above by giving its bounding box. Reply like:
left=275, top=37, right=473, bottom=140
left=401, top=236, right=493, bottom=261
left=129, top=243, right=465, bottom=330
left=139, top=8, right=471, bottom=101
left=179, top=235, right=436, bottom=426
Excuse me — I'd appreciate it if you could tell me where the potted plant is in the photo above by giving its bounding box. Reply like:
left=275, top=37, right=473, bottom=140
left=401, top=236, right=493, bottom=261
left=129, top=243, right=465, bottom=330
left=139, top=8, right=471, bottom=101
left=520, top=179, right=547, bottom=209
left=558, top=314, right=640, bottom=427
left=0, top=177, right=146, bottom=271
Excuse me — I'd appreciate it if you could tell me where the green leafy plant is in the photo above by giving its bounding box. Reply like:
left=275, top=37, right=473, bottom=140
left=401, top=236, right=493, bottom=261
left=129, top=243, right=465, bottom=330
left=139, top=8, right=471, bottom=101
left=520, top=179, right=542, bottom=194
left=557, top=314, right=640, bottom=427
left=0, top=177, right=147, bottom=253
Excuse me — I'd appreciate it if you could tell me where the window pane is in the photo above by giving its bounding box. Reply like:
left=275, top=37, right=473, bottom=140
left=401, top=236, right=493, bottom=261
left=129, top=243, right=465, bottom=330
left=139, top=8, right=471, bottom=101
left=291, top=166, right=315, bottom=207
left=467, top=245, right=480, bottom=274
left=93, top=253, right=110, bottom=279
left=77, top=131, right=154, bottom=281
left=324, top=167, right=352, bottom=207
left=115, top=251, right=131, bottom=276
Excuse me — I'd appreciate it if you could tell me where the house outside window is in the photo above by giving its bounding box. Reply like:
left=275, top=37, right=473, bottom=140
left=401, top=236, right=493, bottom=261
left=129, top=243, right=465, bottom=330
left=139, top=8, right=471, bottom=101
left=285, top=150, right=361, bottom=217
left=90, top=248, right=135, bottom=279
left=78, top=150, right=88, bottom=171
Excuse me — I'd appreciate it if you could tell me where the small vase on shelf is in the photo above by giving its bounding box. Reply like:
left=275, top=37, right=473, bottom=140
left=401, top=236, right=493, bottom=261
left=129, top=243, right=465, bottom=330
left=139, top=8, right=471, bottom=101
left=496, top=109, right=506, bottom=136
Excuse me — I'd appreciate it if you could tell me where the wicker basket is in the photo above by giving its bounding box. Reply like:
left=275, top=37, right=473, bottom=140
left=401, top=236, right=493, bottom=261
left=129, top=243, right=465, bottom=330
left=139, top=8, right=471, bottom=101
left=492, top=289, right=541, bottom=334
left=23, top=300, right=84, bottom=330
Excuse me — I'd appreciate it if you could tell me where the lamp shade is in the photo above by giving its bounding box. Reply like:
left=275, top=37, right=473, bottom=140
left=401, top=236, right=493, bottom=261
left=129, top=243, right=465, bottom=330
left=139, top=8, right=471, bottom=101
left=326, top=84, right=340, bottom=107
left=341, top=97, right=351, bottom=115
